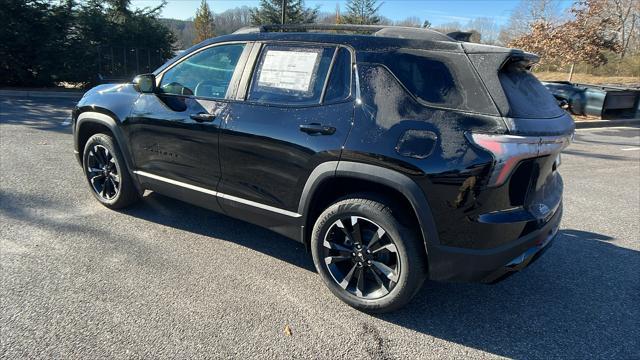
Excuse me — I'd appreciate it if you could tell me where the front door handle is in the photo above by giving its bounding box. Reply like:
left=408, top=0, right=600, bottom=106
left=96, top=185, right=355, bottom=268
left=299, top=123, right=336, bottom=135
left=190, top=112, right=217, bottom=122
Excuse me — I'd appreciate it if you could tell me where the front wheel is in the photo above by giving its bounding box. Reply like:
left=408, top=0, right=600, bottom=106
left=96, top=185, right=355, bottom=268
left=82, top=133, right=139, bottom=209
left=311, top=195, right=427, bottom=313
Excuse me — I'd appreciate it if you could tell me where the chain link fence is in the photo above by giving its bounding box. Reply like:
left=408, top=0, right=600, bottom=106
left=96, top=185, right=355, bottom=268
left=96, top=46, right=168, bottom=83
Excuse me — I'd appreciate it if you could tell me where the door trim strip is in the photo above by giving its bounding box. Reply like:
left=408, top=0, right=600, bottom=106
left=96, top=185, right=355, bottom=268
left=134, top=170, right=302, bottom=218
left=135, top=170, right=219, bottom=196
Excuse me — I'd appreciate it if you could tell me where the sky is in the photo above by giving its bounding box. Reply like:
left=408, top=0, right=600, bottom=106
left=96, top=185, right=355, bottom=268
left=131, top=0, right=573, bottom=26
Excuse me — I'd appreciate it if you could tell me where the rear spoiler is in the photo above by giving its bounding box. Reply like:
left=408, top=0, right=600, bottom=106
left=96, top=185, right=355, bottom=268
left=502, top=52, right=540, bottom=70
left=460, top=43, right=540, bottom=117
left=461, top=42, right=539, bottom=70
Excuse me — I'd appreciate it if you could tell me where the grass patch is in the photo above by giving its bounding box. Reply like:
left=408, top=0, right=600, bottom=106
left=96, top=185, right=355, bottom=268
left=535, top=72, right=640, bottom=86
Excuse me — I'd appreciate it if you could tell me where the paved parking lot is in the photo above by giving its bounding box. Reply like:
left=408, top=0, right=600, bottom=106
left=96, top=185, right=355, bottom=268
left=1, top=96, right=639, bottom=359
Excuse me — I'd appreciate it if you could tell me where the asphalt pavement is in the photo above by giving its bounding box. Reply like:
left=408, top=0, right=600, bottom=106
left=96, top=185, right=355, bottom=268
left=1, top=97, right=639, bottom=359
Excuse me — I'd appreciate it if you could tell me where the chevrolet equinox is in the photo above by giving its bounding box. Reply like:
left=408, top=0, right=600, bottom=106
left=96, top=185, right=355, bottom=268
left=72, top=24, right=574, bottom=312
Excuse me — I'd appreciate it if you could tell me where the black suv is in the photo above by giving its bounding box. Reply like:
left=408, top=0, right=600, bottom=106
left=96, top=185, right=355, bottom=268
left=72, top=25, right=574, bottom=312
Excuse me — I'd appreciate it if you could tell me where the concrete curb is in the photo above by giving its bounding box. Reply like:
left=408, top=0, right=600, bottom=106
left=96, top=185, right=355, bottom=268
left=575, top=118, right=640, bottom=129
left=0, top=89, right=84, bottom=100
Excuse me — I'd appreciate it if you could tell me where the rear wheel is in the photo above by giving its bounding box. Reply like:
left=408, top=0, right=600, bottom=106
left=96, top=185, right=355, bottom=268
left=82, top=133, right=139, bottom=209
left=311, top=195, right=427, bottom=313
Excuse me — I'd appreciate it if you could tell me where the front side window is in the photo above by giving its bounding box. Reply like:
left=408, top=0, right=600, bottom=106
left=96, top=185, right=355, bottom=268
left=248, top=45, right=335, bottom=105
left=159, top=43, right=245, bottom=98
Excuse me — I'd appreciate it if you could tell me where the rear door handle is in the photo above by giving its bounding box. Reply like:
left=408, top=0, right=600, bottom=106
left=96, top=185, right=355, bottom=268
left=299, top=123, right=336, bottom=135
left=189, top=112, right=217, bottom=122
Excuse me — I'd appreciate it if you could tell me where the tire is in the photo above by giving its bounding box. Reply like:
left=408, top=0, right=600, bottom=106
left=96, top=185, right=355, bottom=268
left=82, top=133, right=139, bottom=209
left=311, top=194, right=427, bottom=313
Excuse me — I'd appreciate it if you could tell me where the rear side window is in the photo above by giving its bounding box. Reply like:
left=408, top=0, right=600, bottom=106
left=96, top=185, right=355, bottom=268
left=248, top=45, right=335, bottom=105
left=499, top=63, right=564, bottom=118
left=391, top=54, right=460, bottom=104
left=323, top=47, right=352, bottom=103
left=383, top=49, right=497, bottom=115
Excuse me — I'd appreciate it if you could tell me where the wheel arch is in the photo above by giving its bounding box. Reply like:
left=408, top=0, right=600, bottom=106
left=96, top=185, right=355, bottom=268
left=299, top=161, right=439, bottom=257
left=75, top=111, right=140, bottom=194
left=76, top=111, right=131, bottom=166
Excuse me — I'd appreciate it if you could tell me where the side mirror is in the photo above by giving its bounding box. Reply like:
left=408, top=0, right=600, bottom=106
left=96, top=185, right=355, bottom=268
left=133, top=74, right=156, bottom=93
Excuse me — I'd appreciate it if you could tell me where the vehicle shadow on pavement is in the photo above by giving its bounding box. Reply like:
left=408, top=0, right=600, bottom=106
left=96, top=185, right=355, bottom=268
left=121, top=192, right=316, bottom=272
left=115, top=194, right=640, bottom=358
left=377, top=228, right=640, bottom=359
left=562, top=149, right=629, bottom=161
left=573, top=128, right=640, bottom=147
left=0, top=98, right=74, bottom=133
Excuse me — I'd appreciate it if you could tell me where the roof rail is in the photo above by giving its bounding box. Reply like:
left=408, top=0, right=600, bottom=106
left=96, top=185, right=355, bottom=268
left=234, top=24, right=390, bottom=34
left=232, top=24, right=455, bottom=42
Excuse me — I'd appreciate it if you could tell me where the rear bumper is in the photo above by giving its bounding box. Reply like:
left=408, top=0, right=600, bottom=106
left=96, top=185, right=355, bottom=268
left=427, top=203, right=562, bottom=283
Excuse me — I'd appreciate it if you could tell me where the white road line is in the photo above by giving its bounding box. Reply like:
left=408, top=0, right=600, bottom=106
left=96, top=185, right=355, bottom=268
left=576, top=126, right=640, bottom=131
left=620, top=147, right=640, bottom=151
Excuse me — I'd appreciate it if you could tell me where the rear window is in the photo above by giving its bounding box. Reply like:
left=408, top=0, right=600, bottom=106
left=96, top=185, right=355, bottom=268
left=499, top=63, right=564, bottom=119
left=382, top=49, right=498, bottom=115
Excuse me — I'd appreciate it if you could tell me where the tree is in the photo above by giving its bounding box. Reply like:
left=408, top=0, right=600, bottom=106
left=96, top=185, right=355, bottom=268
left=377, top=15, right=393, bottom=25
left=0, top=0, right=175, bottom=86
left=499, top=0, right=564, bottom=45
left=607, top=0, right=640, bottom=58
left=466, top=17, right=500, bottom=44
left=161, top=18, right=196, bottom=48
left=559, top=0, right=620, bottom=66
left=508, top=0, right=620, bottom=76
left=341, top=0, right=383, bottom=25
left=435, top=21, right=463, bottom=34
left=315, top=11, right=338, bottom=25
left=508, top=22, right=563, bottom=63
left=395, top=16, right=422, bottom=28
left=193, top=0, right=215, bottom=43
left=250, top=0, right=318, bottom=25
left=0, top=0, right=74, bottom=86
left=215, top=6, right=252, bottom=34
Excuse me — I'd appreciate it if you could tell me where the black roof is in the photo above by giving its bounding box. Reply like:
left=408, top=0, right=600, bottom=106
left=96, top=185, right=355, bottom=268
left=154, top=24, right=518, bottom=75
left=207, top=25, right=463, bottom=52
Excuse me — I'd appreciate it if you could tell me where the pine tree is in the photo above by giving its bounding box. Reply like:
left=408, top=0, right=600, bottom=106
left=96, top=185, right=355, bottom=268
left=193, top=0, right=215, bottom=43
left=106, top=0, right=131, bottom=23
left=341, top=0, right=382, bottom=25
left=250, top=0, right=318, bottom=25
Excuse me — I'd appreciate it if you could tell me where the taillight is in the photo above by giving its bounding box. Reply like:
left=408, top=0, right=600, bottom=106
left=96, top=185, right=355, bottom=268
left=466, top=132, right=573, bottom=187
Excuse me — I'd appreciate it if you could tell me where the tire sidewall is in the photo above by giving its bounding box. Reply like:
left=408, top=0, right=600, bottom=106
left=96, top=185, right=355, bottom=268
left=311, top=199, right=419, bottom=312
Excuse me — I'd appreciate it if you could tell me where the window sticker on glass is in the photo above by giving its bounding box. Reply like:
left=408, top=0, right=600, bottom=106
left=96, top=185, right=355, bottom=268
left=257, top=50, right=320, bottom=92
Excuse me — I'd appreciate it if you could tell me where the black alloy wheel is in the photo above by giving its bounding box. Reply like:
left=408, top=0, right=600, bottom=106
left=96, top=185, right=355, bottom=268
left=82, top=133, right=139, bottom=209
left=311, top=195, right=427, bottom=313
left=86, top=144, right=120, bottom=200
left=322, top=216, right=400, bottom=299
